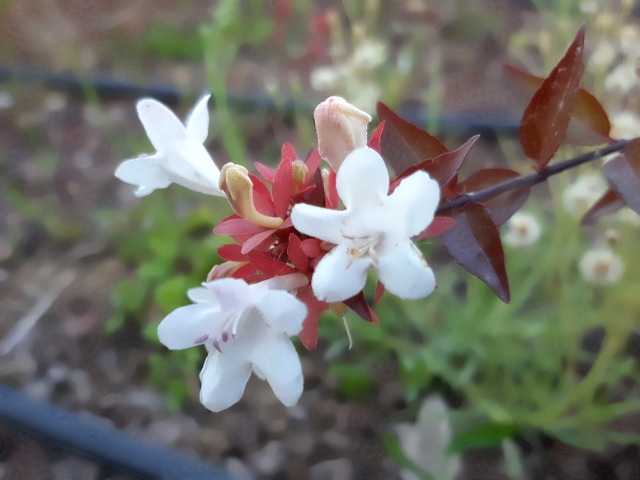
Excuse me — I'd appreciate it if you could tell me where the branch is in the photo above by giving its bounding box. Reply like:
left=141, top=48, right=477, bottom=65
left=437, top=140, right=629, bottom=214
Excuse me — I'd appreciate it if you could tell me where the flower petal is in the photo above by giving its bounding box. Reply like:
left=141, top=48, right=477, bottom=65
left=377, top=241, right=436, bottom=299
left=337, top=147, right=389, bottom=209
left=187, top=286, right=220, bottom=305
left=185, top=94, right=211, bottom=144
left=203, top=278, right=267, bottom=311
left=291, top=203, right=347, bottom=245
left=157, top=303, right=221, bottom=350
left=199, top=348, right=252, bottom=412
left=386, top=171, right=440, bottom=237
left=248, top=332, right=303, bottom=407
left=114, top=155, right=173, bottom=197
left=258, top=290, right=306, bottom=336
left=312, top=245, right=371, bottom=302
left=136, top=98, right=188, bottom=154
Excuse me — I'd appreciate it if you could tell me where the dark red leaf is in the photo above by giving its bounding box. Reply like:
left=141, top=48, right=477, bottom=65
left=580, top=189, right=625, bottom=225
left=282, top=142, right=298, bottom=163
left=273, top=145, right=295, bottom=218
left=240, top=229, right=276, bottom=254
left=602, top=139, right=640, bottom=215
left=254, top=162, right=276, bottom=183
left=506, top=64, right=611, bottom=145
left=300, top=238, right=322, bottom=257
left=374, top=281, right=385, bottom=304
left=247, top=251, right=293, bottom=276
left=377, top=101, right=448, bottom=175
left=414, top=216, right=456, bottom=240
left=440, top=202, right=510, bottom=303
left=368, top=121, right=385, bottom=152
left=395, top=135, right=479, bottom=187
left=297, top=285, right=329, bottom=350
left=218, top=243, right=246, bottom=262
left=325, top=169, right=339, bottom=209
left=460, top=168, right=531, bottom=225
left=248, top=174, right=275, bottom=216
left=304, top=149, right=322, bottom=184
left=287, top=233, right=309, bottom=272
left=343, top=292, right=379, bottom=324
left=214, top=217, right=267, bottom=237
left=519, top=25, right=585, bottom=168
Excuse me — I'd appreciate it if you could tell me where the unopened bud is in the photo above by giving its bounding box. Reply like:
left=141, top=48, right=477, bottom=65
left=292, top=160, right=308, bottom=193
left=314, top=96, right=371, bottom=171
left=220, top=163, right=283, bottom=229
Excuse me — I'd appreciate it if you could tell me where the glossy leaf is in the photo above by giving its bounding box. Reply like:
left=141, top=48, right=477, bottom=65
left=253, top=162, right=276, bottom=183
left=368, top=121, right=385, bottom=152
left=213, top=216, right=267, bottom=237
left=519, top=25, right=585, bottom=168
left=273, top=144, right=295, bottom=218
left=344, top=292, right=379, bottom=324
left=414, top=216, right=457, bottom=240
left=287, top=233, right=309, bottom=273
left=506, top=64, right=611, bottom=144
left=395, top=135, right=479, bottom=187
left=441, top=202, right=509, bottom=303
left=602, top=139, right=640, bottom=214
left=240, top=228, right=276, bottom=254
left=377, top=101, right=448, bottom=175
left=218, top=243, right=246, bottom=262
left=297, top=285, right=329, bottom=350
left=580, top=189, right=625, bottom=225
left=460, top=168, right=531, bottom=225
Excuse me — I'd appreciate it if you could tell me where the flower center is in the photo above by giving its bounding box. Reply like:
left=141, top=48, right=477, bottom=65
left=212, top=310, right=244, bottom=352
left=343, top=232, right=384, bottom=266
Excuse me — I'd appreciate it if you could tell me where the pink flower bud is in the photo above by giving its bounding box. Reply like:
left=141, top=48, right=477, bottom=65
left=314, top=96, right=372, bottom=171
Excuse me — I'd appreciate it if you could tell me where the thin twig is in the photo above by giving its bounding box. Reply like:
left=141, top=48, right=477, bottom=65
left=437, top=140, right=629, bottom=215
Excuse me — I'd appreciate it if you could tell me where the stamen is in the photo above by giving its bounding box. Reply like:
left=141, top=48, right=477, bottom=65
left=342, top=316, right=353, bottom=350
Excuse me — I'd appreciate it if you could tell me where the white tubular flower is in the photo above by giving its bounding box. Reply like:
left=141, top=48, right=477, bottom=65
left=157, top=276, right=307, bottom=412
left=115, top=94, right=224, bottom=197
left=291, top=146, right=439, bottom=302
left=579, top=248, right=624, bottom=285
left=503, top=211, right=542, bottom=248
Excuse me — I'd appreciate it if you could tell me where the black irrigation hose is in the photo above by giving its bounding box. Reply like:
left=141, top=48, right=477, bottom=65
left=0, top=65, right=521, bottom=135
left=0, top=383, right=234, bottom=480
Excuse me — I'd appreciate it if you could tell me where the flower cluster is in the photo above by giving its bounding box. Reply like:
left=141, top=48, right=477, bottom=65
left=116, top=95, right=442, bottom=411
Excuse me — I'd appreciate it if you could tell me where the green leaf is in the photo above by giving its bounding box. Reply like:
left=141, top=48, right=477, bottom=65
left=447, top=422, right=518, bottom=454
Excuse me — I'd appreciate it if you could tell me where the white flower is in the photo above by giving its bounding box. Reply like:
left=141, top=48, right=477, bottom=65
left=562, top=174, right=607, bottom=216
left=115, top=94, right=224, bottom=197
left=503, top=211, right=542, bottom=248
left=157, top=276, right=307, bottom=412
left=396, top=395, right=461, bottom=480
left=291, top=146, right=439, bottom=302
left=579, top=248, right=624, bottom=285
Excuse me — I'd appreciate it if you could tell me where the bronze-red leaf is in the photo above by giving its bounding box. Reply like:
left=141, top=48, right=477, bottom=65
left=580, top=189, right=625, bottom=225
left=506, top=64, right=611, bottom=145
left=440, top=202, right=510, bottom=303
left=377, top=101, right=448, bottom=175
left=460, top=168, right=531, bottom=225
left=519, top=25, right=586, bottom=168
left=602, top=139, right=640, bottom=214
left=396, top=135, right=479, bottom=187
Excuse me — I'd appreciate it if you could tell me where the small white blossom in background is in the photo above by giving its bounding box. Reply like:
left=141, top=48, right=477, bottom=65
left=587, top=40, right=617, bottom=72
left=503, top=211, right=542, bottom=248
left=115, top=94, right=224, bottom=197
left=395, top=395, right=461, bottom=480
left=579, top=248, right=624, bottom=285
left=562, top=174, right=607, bottom=216
left=157, top=276, right=308, bottom=412
left=292, top=146, right=440, bottom=302
left=610, top=111, right=640, bottom=140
